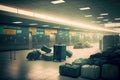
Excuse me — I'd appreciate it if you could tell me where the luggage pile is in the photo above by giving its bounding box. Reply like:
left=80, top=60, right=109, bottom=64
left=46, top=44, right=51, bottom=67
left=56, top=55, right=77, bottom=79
left=26, top=45, right=73, bottom=61
left=59, top=46, right=120, bottom=79
left=73, top=41, right=92, bottom=49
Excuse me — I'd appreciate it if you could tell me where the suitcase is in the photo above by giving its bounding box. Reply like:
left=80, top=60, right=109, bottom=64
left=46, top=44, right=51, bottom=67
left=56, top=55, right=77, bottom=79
left=101, top=64, right=119, bottom=80
left=26, top=50, right=41, bottom=60
left=26, top=51, right=35, bottom=60
left=59, top=63, right=81, bottom=78
left=53, top=44, right=66, bottom=61
left=41, top=45, right=51, bottom=53
left=81, top=65, right=100, bottom=79
left=34, top=50, right=41, bottom=60
left=41, top=53, right=53, bottom=61
left=66, top=50, right=73, bottom=58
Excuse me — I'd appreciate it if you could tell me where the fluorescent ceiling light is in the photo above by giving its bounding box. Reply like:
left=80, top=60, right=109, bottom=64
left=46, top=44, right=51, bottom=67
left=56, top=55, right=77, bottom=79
left=64, top=28, right=70, bottom=29
left=29, top=23, right=38, bottom=26
left=114, top=18, right=120, bottom=20
left=85, top=15, right=92, bottom=17
left=12, top=21, right=23, bottom=24
left=79, top=7, right=90, bottom=10
left=97, top=17, right=104, bottom=19
left=42, top=25, right=49, bottom=27
left=103, top=19, right=109, bottom=21
left=100, top=13, right=108, bottom=16
left=51, top=0, right=65, bottom=4
left=53, top=26, right=60, bottom=28
left=104, top=22, right=120, bottom=27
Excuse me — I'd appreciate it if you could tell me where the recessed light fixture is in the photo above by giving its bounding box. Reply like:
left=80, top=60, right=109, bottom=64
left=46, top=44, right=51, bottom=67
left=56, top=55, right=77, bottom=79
left=29, top=23, right=38, bottom=26
left=103, top=19, right=109, bottom=21
left=12, top=21, right=23, bottom=24
left=79, top=7, right=90, bottom=10
left=100, top=13, right=108, bottom=16
left=64, top=28, right=69, bottom=29
left=53, top=26, right=60, bottom=28
left=42, top=25, right=49, bottom=27
left=51, top=0, right=65, bottom=4
left=85, top=15, right=92, bottom=17
left=114, top=18, right=120, bottom=20
left=97, top=16, right=104, bottom=19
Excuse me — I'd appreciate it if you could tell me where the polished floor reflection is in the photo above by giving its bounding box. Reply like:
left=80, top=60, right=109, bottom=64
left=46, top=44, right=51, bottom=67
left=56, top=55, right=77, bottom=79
left=0, top=43, right=99, bottom=80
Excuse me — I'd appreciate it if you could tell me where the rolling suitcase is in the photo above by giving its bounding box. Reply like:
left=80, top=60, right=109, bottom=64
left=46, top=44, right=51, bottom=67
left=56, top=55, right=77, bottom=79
left=81, top=65, right=100, bottom=79
left=53, top=44, right=66, bottom=61
left=41, top=45, right=51, bottom=53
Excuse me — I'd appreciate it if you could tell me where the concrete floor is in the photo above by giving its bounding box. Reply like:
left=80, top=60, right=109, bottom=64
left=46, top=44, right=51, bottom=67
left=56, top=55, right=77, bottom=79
left=0, top=43, right=99, bottom=80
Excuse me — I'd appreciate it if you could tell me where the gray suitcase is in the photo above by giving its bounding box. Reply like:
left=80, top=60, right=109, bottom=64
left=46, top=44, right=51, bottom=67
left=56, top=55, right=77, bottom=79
left=81, top=65, right=100, bottom=79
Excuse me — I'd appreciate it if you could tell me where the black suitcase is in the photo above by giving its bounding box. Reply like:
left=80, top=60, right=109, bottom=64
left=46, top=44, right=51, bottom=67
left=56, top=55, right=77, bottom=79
left=66, top=50, right=73, bottom=58
left=59, top=63, right=81, bottom=78
left=53, top=44, right=66, bottom=61
left=41, top=53, right=53, bottom=61
left=41, top=45, right=51, bottom=53
left=26, top=50, right=41, bottom=60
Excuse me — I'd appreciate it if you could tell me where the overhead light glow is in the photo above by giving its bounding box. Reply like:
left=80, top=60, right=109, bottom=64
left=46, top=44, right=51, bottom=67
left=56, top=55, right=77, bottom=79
left=51, top=0, right=65, bottom=4
left=97, top=17, right=104, bottom=19
left=85, top=15, right=92, bottom=17
left=0, top=5, right=119, bottom=33
left=79, top=7, right=90, bottom=10
left=18, top=9, right=34, bottom=17
left=12, top=21, right=23, bottom=24
left=100, top=13, right=108, bottom=16
left=29, top=23, right=38, bottom=26
left=114, top=18, right=120, bottom=20
left=0, top=5, right=17, bottom=13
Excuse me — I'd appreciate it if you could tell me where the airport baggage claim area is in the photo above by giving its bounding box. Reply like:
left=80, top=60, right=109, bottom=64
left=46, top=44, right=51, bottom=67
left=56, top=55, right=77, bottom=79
left=0, top=0, right=120, bottom=80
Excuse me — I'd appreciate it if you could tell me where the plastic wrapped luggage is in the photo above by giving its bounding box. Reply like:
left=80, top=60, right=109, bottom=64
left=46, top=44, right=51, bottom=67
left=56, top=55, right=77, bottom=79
left=101, top=64, right=119, bottom=80
left=66, top=50, right=73, bottom=58
left=41, top=53, right=53, bottom=61
left=59, top=63, right=81, bottom=78
left=81, top=65, right=100, bottom=79
left=41, top=45, right=51, bottom=53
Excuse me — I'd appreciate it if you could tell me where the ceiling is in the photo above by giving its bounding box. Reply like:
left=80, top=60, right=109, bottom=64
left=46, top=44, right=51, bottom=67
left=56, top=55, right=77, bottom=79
left=0, top=0, right=120, bottom=32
